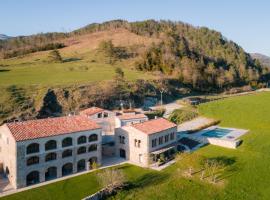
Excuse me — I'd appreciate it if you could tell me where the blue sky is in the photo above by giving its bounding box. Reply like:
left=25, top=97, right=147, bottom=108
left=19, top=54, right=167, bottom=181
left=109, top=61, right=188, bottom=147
left=1, top=0, right=269, bottom=56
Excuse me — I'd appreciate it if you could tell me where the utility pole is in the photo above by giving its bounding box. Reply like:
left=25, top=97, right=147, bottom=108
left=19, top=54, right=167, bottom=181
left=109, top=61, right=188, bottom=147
left=160, top=89, right=164, bottom=105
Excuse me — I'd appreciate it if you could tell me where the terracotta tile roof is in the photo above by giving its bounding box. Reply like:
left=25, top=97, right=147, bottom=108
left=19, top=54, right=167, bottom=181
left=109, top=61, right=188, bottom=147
left=6, top=116, right=101, bottom=142
left=118, top=113, right=148, bottom=120
left=131, top=118, right=176, bottom=135
left=79, top=107, right=104, bottom=116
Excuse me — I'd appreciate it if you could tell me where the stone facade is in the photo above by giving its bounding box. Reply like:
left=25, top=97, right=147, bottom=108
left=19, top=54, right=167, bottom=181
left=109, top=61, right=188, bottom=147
left=0, top=126, right=102, bottom=189
left=115, top=125, right=177, bottom=167
left=82, top=110, right=116, bottom=135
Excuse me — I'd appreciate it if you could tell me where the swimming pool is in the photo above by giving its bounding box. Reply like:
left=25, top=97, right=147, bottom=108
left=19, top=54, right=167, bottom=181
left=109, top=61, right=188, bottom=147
left=202, top=128, right=232, bottom=138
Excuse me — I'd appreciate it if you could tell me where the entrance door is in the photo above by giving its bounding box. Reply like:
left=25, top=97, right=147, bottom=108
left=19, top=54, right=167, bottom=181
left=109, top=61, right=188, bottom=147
left=139, top=154, right=142, bottom=163
left=120, top=149, right=126, bottom=158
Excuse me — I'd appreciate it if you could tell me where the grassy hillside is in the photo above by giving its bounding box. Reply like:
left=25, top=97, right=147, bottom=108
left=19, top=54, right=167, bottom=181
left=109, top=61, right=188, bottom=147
left=0, top=20, right=269, bottom=124
left=0, top=28, right=155, bottom=85
left=2, top=92, right=270, bottom=200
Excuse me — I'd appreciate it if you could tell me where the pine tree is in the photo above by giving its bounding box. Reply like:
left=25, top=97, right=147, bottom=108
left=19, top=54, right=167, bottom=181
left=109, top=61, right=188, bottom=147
left=48, top=49, right=62, bottom=63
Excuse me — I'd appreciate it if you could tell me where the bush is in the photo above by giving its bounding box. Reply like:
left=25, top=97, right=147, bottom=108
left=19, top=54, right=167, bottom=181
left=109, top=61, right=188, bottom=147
left=145, top=108, right=165, bottom=119
left=3, top=43, right=65, bottom=59
left=48, top=49, right=63, bottom=63
left=169, top=108, right=198, bottom=124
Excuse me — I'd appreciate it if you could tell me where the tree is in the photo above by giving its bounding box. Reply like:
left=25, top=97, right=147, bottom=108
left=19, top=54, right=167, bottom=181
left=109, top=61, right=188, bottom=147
left=48, top=49, right=62, bottom=63
left=114, top=67, right=124, bottom=80
left=97, top=168, right=126, bottom=193
left=98, top=40, right=116, bottom=64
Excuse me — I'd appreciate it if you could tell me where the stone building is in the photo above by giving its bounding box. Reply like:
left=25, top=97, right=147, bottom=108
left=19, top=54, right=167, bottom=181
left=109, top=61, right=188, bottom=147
left=115, top=118, right=177, bottom=167
left=80, top=107, right=116, bottom=135
left=115, top=113, right=148, bottom=128
left=0, top=115, right=102, bottom=189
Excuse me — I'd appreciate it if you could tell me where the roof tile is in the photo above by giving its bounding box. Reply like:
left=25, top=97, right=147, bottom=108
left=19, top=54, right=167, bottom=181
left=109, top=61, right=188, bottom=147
left=6, top=115, right=100, bottom=141
left=131, top=118, right=176, bottom=135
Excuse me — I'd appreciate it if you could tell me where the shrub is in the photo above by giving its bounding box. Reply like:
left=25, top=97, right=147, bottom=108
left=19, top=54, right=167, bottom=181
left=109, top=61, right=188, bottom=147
left=169, top=108, right=198, bottom=124
left=97, top=168, right=126, bottom=193
left=145, top=108, right=165, bottom=119
left=48, top=49, right=63, bottom=63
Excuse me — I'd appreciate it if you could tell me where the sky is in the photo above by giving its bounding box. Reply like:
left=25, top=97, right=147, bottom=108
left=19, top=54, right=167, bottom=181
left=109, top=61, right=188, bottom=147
left=1, top=0, right=269, bottom=56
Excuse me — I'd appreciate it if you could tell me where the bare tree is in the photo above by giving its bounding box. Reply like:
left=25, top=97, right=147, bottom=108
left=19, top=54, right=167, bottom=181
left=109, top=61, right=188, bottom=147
left=97, top=168, right=126, bottom=193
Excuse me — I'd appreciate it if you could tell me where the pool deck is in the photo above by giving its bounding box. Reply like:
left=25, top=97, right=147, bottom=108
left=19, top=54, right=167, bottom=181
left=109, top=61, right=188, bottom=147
left=192, top=126, right=249, bottom=141
left=178, top=126, right=249, bottom=150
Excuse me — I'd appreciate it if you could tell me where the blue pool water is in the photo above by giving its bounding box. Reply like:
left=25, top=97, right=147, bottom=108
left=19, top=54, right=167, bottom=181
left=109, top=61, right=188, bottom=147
left=202, top=128, right=232, bottom=138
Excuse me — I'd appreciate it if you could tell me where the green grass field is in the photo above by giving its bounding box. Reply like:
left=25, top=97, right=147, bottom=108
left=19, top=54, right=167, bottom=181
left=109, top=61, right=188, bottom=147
left=0, top=50, right=152, bottom=86
left=2, top=92, right=270, bottom=200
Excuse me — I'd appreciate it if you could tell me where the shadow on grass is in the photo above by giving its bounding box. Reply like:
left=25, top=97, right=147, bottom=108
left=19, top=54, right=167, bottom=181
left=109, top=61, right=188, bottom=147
left=0, top=69, right=10, bottom=72
left=210, top=156, right=236, bottom=166
left=117, top=165, right=169, bottom=190
left=63, top=58, right=82, bottom=62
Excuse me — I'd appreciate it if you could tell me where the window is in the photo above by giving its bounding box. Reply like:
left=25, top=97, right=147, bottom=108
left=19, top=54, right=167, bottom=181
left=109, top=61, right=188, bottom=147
left=77, top=136, right=86, bottom=144
left=77, top=146, right=87, bottom=154
left=77, top=159, right=86, bottom=172
left=27, top=156, right=39, bottom=166
left=138, top=140, right=141, bottom=148
left=165, top=135, right=169, bottom=143
left=62, top=163, right=73, bottom=176
left=134, top=139, right=141, bottom=148
left=45, top=153, right=57, bottom=162
left=62, top=149, right=72, bottom=158
left=89, top=134, right=98, bottom=142
left=45, top=140, right=57, bottom=151
left=119, top=136, right=125, bottom=144
left=27, top=143, right=39, bottom=154
left=45, top=167, right=57, bottom=181
left=158, top=136, right=163, bottom=145
left=152, top=139, right=157, bottom=147
left=62, top=137, right=72, bottom=147
left=104, top=112, right=108, bottom=118
left=97, top=113, right=102, bottom=118
left=170, top=132, right=175, bottom=140
left=88, top=144, right=97, bottom=152
left=26, top=171, right=40, bottom=186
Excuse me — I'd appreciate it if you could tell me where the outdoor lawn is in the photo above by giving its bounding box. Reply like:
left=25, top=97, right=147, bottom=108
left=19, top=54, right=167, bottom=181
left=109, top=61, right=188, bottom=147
left=2, top=92, right=270, bottom=200
left=0, top=165, right=159, bottom=200
left=0, top=50, right=152, bottom=86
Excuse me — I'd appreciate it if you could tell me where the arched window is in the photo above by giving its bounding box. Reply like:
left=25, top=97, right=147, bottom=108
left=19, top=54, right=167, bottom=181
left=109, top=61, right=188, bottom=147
left=62, top=149, right=72, bottom=158
left=88, top=144, right=97, bottom=152
left=45, top=167, right=57, bottom=181
left=89, top=134, right=98, bottom=142
left=26, top=171, right=39, bottom=186
left=26, top=156, right=39, bottom=166
left=62, top=163, right=73, bottom=176
left=77, top=146, right=86, bottom=155
left=77, top=159, right=86, bottom=172
left=77, top=136, right=86, bottom=145
left=26, top=143, right=39, bottom=154
left=62, top=137, right=72, bottom=147
left=45, top=152, right=57, bottom=162
left=45, top=140, right=57, bottom=151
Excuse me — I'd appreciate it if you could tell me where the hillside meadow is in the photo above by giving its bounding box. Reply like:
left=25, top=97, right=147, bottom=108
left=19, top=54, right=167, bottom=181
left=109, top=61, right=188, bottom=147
left=0, top=49, right=152, bottom=86
left=2, top=92, right=270, bottom=200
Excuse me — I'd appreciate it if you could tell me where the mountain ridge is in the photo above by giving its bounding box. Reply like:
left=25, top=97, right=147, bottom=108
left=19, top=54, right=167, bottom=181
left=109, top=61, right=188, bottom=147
left=251, top=53, right=270, bottom=67
left=0, top=34, right=12, bottom=40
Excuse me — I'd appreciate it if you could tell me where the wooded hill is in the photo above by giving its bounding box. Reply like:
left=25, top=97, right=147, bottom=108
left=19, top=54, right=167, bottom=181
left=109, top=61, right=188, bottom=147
left=1, top=20, right=268, bottom=91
